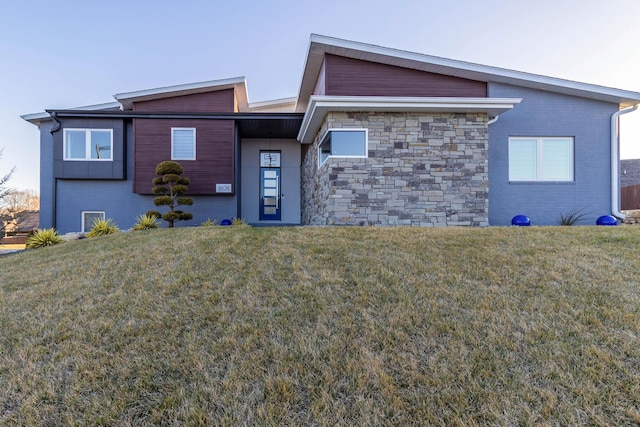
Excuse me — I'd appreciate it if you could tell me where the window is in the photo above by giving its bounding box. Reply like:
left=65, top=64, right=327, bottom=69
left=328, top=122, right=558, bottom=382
left=64, top=129, right=113, bottom=160
left=82, top=211, right=105, bottom=232
left=172, top=128, right=196, bottom=160
left=318, top=129, right=368, bottom=167
left=509, top=137, right=573, bottom=181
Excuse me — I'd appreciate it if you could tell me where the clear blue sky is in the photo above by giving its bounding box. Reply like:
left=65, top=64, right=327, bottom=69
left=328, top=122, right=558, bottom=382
left=3, top=0, right=640, bottom=192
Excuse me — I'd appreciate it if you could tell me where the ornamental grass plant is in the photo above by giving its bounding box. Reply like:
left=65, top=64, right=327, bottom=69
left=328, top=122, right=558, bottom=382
left=86, top=218, right=120, bottom=238
left=25, top=228, right=63, bottom=248
left=132, top=214, right=160, bottom=231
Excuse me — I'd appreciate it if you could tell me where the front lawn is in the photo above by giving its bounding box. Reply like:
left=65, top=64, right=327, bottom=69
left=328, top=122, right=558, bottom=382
left=0, top=226, right=639, bottom=425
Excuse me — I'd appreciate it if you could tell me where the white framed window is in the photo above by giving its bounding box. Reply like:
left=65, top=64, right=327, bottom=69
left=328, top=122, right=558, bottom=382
left=509, top=137, right=574, bottom=182
left=172, top=128, right=196, bottom=160
left=64, top=129, right=113, bottom=161
left=82, top=211, right=105, bottom=232
left=318, top=129, right=368, bottom=167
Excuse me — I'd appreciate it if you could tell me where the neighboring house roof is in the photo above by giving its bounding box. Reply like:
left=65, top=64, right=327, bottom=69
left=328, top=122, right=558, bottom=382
left=296, top=34, right=640, bottom=112
left=2, top=210, right=38, bottom=234
left=621, top=159, right=640, bottom=187
left=16, top=210, right=39, bottom=232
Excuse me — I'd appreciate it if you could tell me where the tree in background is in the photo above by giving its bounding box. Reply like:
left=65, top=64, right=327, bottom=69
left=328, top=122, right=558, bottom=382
left=0, top=149, right=17, bottom=236
left=152, top=161, right=193, bottom=228
left=0, top=189, right=39, bottom=236
left=0, top=148, right=15, bottom=204
left=2, top=189, right=39, bottom=212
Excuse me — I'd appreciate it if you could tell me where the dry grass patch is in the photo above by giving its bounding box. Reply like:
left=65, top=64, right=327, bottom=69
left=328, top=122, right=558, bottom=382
left=1, top=226, right=639, bottom=425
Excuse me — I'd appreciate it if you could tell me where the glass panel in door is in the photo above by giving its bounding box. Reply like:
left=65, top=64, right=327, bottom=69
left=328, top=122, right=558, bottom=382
left=260, top=168, right=281, bottom=220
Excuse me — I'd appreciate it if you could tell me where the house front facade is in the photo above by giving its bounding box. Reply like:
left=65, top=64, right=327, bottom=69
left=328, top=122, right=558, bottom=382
left=23, top=35, right=640, bottom=232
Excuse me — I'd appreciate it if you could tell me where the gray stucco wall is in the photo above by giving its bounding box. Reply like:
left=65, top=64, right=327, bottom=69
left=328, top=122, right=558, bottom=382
left=240, top=138, right=301, bottom=224
left=48, top=121, right=237, bottom=233
left=39, top=121, right=55, bottom=229
left=488, top=83, right=618, bottom=225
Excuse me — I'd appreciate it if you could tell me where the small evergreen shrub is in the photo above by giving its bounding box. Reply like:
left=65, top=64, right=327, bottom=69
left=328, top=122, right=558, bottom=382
left=86, top=218, right=120, bottom=237
left=26, top=228, right=63, bottom=248
left=132, top=214, right=160, bottom=230
left=201, top=218, right=218, bottom=226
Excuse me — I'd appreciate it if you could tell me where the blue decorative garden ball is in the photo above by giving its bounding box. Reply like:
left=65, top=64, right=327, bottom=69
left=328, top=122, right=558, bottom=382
left=220, top=218, right=232, bottom=226
left=511, top=215, right=531, bottom=226
left=596, top=215, right=617, bottom=226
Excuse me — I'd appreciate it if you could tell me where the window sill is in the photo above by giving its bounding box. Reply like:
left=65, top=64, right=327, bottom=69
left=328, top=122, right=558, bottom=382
left=509, top=181, right=575, bottom=185
left=64, top=159, right=113, bottom=162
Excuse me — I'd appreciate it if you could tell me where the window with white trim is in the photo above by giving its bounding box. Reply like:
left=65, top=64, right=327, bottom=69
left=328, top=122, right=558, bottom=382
left=64, top=129, right=113, bottom=160
left=318, top=129, right=368, bottom=167
left=172, top=128, right=196, bottom=160
left=509, top=137, right=574, bottom=182
left=82, top=211, right=105, bottom=232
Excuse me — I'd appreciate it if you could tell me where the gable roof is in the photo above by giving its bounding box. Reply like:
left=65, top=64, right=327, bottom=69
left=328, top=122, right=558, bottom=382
left=296, top=34, right=640, bottom=112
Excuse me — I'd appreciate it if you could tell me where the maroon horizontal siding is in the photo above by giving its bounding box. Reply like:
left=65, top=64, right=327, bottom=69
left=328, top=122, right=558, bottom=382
left=323, top=54, right=487, bottom=97
left=133, top=119, right=234, bottom=195
left=133, top=89, right=236, bottom=112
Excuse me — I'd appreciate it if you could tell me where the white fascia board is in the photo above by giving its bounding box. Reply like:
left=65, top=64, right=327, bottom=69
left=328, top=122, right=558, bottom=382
left=21, top=111, right=51, bottom=125
left=22, top=102, right=122, bottom=125
left=114, top=76, right=248, bottom=110
left=297, top=96, right=522, bottom=144
left=297, top=34, right=640, bottom=111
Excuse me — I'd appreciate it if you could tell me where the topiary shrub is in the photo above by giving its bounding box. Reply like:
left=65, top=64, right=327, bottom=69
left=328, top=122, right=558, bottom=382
left=26, top=228, right=63, bottom=248
left=152, top=161, right=193, bottom=228
left=132, top=214, right=160, bottom=230
left=86, top=218, right=119, bottom=238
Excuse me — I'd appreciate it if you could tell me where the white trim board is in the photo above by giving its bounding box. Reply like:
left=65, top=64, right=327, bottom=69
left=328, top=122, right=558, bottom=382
left=297, top=96, right=522, bottom=145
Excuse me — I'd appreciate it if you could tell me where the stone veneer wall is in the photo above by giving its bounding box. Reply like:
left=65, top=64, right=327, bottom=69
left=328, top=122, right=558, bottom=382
left=300, top=111, right=489, bottom=226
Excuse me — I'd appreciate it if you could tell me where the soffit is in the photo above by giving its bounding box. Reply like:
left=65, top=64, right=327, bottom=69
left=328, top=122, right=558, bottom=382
left=236, top=116, right=303, bottom=139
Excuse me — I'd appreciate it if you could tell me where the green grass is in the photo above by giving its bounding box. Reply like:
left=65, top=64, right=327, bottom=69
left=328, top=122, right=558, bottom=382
left=1, top=226, right=639, bottom=425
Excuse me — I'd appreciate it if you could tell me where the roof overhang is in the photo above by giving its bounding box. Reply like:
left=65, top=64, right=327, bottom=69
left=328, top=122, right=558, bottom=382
left=20, top=111, right=52, bottom=126
left=248, top=97, right=297, bottom=112
left=21, top=102, right=122, bottom=126
left=297, top=96, right=522, bottom=144
left=39, top=109, right=304, bottom=139
left=296, top=34, right=640, bottom=112
left=114, top=77, right=249, bottom=111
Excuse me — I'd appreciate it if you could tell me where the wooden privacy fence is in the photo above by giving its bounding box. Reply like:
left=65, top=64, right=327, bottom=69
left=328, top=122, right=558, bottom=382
left=622, top=184, right=640, bottom=210
left=0, top=235, right=27, bottom=245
